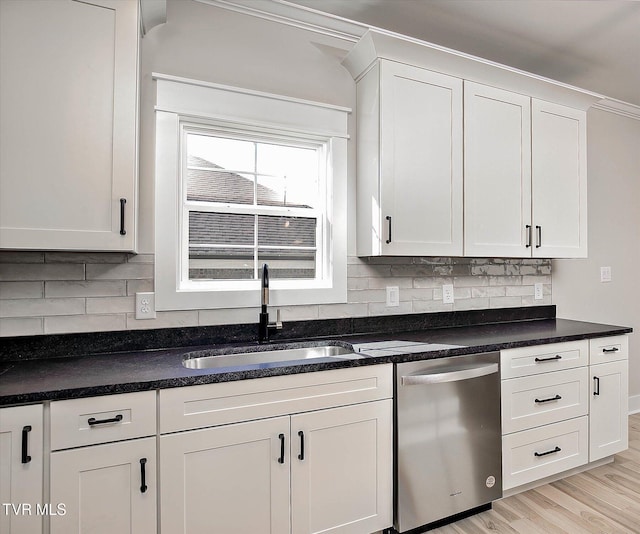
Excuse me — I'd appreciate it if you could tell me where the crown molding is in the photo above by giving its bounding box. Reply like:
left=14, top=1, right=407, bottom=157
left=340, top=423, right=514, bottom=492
left=592, top=98, right=640, bottom=121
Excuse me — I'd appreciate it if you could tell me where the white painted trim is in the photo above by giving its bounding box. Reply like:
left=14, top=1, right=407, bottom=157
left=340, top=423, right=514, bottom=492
left=629, top=394, right=640, bottom=414
left=592, top=98, right=640, bottom=121
left=139, top=0, right=166, bottom=36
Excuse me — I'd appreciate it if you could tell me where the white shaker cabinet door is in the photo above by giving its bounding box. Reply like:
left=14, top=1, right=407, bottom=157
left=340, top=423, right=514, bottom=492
left=290, top=399, right=393, bottom=534
left=160, top=416, right=291, bottom=534
left=590, top=359, right=628, bottom=461
left=464, top=81, right=532, bottom=257
left=50, top=437, right=156, bottom=534
left=358, top=60, right=463, bottom=256
left=0, top=0, right=138, bottom=251
left=0, top=404, right=43, bottom=534
left=532, top=100, right=587, bottom=258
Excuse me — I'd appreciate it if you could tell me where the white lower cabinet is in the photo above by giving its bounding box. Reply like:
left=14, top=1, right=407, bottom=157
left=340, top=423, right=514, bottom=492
left=159, top=365, right=393, bottom=534
left=50, top=438, right=157, bottom=534
left=0, top=404, right=43, bottom=534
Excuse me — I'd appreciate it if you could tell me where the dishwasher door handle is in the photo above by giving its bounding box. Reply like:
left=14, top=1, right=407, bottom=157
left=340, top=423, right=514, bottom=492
left=401, top=362, right=498, bottom=385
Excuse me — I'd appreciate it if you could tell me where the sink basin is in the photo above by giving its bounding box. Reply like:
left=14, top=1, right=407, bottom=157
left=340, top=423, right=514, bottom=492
left=182, top=342, right=362, bottom=370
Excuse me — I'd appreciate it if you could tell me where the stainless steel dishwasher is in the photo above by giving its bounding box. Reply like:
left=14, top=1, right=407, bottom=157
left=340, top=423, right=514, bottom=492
left=394, top=352, right=502, bottom=532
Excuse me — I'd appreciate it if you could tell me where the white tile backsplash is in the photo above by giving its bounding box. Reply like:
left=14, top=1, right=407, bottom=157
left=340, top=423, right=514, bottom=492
left=0, top=252, right=552, bottom=336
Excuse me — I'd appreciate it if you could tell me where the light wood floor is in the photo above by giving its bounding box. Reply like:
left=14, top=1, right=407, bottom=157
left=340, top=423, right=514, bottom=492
left=431, top=413, right=640, bottom=534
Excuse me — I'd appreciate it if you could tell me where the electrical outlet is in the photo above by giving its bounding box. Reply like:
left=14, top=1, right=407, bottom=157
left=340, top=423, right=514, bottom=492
left=135, top=292, right=156, bottom=319
left=534, top=283, right=544, bottom=300
left=386, top=286, right=399, bottom=307
left=600, top=266, right=612, bottom=282
left=442, top=284, right=454, bottom=304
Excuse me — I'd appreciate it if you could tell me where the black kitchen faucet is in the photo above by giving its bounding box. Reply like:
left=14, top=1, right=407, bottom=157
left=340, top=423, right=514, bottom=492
left=258, top=264, right=282, bottom=343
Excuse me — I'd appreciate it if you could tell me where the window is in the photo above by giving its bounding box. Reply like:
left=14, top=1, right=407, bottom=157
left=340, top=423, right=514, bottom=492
left=154, top=75, right=349, bottom=311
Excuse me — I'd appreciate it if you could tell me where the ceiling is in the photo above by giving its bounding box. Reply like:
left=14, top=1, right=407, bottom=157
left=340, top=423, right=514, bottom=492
left=285, top=0, right=640, bottom=107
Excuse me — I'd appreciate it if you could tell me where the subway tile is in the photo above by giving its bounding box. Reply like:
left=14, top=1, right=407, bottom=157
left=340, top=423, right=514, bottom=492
left=318, top=303, right=368, bottom=319
left=45, top=252, right=128, bottom=264
left=413, top=276, right=453, bottom=289
left=522, top=294, right=552, bottom=306
left=0, top=298, right=85, bottom=318
left=454, top=276, right=489, bottom=287
left=86, top=263, right=153, bottom=280
left=347, top=289, right=386, bottom=304
left=367, top=277, right=413, bottom=289
left=0, top=263, right=84, bottom=281
left=0, top=252, right=44, bottom=263
left=127, top=254, right=155, bottom=264
left=126, top=311, right=199, bottom=330
left=45, top=314, right=127, bottom=334
left=347, top=277, right=369, bottom=290
left=127, top=279, right=154, bottom=295
left=454, top=298, right=490, bottom=311
left=0, top=317, right=44, bottom=336
left=368, top=301, right=412, bottom=316
left=45, top=280, right=126, bottom=298
left=453, top=287, right=472, bottom=299
left=199, top=308, right=257, bottom=326
left=86, top=296, right=135, bottom=314
left=276, top=305, right=319, bottom=322
left=413, top=300, right=453, bottom=313
left=522, top=274, right=552, bottom=285
left=403, top=288, right=434, bottom=301
left=489, top=296, right=523, bottom=308
left=471, top=264, right=507, bottom=276
left=489, top=275, right=522, bottom=286
left=347, top=264, right=392, bottom=278
left=0, top=282, right=44, bottom=299
left=506, top=286, right=535, bottom=297
left=472, top=286, right=506, bottom=298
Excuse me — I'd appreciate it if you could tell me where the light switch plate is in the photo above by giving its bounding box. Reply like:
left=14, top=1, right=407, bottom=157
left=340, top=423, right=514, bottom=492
left=386, top=286, right=399, bottom=307
left=600, top=266, right=612, bottom=283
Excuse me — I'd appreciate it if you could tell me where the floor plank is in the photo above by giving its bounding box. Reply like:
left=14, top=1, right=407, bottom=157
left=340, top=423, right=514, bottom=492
left=429, top=414, right=640, bottom=534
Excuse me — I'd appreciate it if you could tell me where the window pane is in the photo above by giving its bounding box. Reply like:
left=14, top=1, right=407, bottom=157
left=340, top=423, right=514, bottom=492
left=189, top=247, right=254, bottom=280
left=256, top=143, right=318, bottom=208
left=257, top=215, right=316, bottom=248
left=258, top=250, right=316, bottom=279
left=187, top=160, right=255, bottom=205
left=188, top=134, right=254, bottom=173
left=189, top=212, right=254, bottom=245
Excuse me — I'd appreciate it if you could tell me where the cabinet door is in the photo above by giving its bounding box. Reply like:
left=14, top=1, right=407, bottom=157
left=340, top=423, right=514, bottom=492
left=160, top=416, right=290, bottom=534
left=464, top=81, right=532, bottom=257
left=0, top=0, right=138, bottom=251
left=590, top=360, right=628, bottom=461
left=378, top=61, right=463, bottom=256
left=50, top=437, right=156, bottom=534
left=532, top=100, right=587, bottom=257
left=291, top=400, right=393, bottom=534
left=0, top=404, right=43, bottom=534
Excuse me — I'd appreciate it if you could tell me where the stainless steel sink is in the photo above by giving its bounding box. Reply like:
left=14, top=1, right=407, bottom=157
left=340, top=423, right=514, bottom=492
left=182, top=342, right=362, bottom=370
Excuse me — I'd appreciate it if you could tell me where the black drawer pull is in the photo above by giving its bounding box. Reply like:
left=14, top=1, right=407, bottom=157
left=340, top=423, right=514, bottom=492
left=385, top=216, right=392, bottom=244
left=140, top=458, right=148, bottom=493
left=535, top=225, right=542, bottom=248
left=594, top=376, right=600, bottom=396
left=535, top=394, right=562, bottom=404
left=119, top=198, right=127, bottom=236
left=88, top=414, right=123, bottom=426
left=525, top=225, right=532, bottom=248
left=535, top=355, right=562, bottom=363
left=534, top=446, right=561, bottom=457
left=602, top=347, right=619, bottom=353
left=22, top=425, right=32, bottom=464
left=278, top=433, right=285, bottom=464
left=298, top=431, right=305, bottom=461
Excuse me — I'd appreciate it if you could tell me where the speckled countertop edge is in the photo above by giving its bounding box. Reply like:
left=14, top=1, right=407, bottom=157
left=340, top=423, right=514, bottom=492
left=0, top=316, right=632, bottom=406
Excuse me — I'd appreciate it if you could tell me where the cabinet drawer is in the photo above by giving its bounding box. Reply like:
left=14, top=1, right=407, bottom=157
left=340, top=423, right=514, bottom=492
left=501, top=340, right=588, bottom=379
left=160, top=364, right=393, bottom=434
left=50, top=391, right=156, bottom=450
left=590, top=335, right=628, bottom=365
left=502, top=367, right=588, bottom=434
left=502, top=416, right=588, bottom=490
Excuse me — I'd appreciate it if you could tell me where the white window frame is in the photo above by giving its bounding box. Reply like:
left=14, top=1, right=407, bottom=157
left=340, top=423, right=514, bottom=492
left=154, top=74, right=349, bottom=311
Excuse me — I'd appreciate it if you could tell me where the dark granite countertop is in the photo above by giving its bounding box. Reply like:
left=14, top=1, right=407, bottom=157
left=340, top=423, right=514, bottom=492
left=0, top=306, right=631, bottom=406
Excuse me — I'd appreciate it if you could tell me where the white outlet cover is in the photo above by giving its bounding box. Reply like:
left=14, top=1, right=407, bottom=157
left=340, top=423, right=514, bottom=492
left=600, top=266, right=612, bottom=282
left=135, top=292, right=156, bottom=319
left=386, top=286, right=400, bottom=307
left=534, top=283, right=544, bottom=300
left=442, top=284, right=454, bottom=304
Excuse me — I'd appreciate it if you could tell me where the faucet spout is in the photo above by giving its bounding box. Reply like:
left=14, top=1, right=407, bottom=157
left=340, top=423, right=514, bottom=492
left=258, top=264, right=282, bottom=343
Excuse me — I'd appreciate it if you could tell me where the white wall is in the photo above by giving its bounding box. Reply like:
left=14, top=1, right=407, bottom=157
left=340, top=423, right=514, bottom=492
left=553, top=108, right=640, bottom=406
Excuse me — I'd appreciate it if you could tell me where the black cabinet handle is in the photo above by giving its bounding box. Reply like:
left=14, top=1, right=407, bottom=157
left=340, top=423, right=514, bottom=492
left=535, top=394, right=562, bottom=403
left=21, top=425, right=32, bottom=464
left=525, top=225, right=532, bottom=248
left=535, top=355, right=562, bottom=363
left=602, top=347, right=619, bottom=353
left=298, top=431, right=305, bottom=461
left=88, top=414, right=123, bottom=426
left=119, top=198, right=127, bottom=236
left=534, top=446, right=561, bottom=457
left=278, top=433, right=285, bottom=464
left=535, top=225, right=542, bottom=248
left=140, top=458, right=148, bottom=493
left=594, top=376, right=600, bottom=396
left=385, top=216, right=392, bottom=244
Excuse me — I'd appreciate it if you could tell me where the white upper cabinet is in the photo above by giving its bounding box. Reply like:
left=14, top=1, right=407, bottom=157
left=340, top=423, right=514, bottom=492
left=0, top=0, right=138, bottom=251
left=464, top=82, right=532, bottom=257
left=532, top=100, right=588, bottom=258
left=355, top=60, right=463, bottom=256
